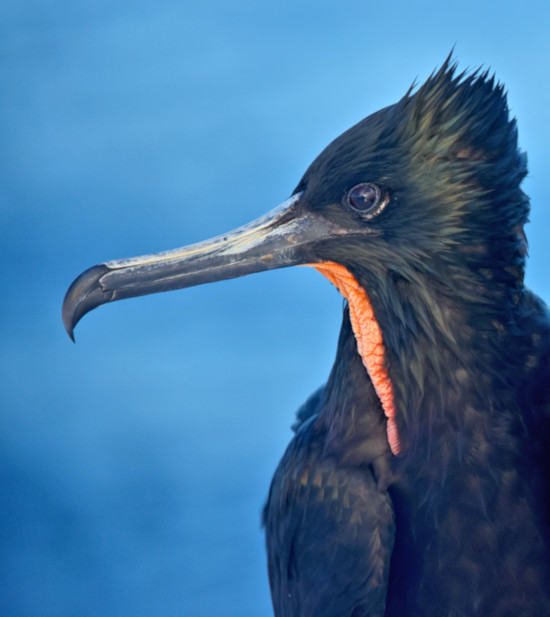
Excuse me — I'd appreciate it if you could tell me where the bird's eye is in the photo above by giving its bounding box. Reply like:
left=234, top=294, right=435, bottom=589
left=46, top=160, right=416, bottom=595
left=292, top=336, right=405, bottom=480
left=346, top=183, right=386, bottom=219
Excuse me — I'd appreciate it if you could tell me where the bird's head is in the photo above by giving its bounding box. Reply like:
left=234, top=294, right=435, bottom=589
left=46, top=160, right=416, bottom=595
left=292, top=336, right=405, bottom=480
left=295, top=59, right=528, bottom=301
left=63, top=58, right=529, bottom=454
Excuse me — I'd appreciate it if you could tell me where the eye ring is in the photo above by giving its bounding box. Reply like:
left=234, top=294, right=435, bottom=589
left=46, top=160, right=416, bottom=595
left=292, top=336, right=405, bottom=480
left=346, top=182, right=388, bottom=219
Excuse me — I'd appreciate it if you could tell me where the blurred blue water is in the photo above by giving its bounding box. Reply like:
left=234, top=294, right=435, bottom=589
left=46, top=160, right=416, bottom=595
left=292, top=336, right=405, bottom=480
left=1, top=1, right=549, bottom=616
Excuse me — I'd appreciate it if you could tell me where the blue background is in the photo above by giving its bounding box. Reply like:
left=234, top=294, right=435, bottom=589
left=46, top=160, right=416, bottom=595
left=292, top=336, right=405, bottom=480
left=2, top=1, right=549, bottom=616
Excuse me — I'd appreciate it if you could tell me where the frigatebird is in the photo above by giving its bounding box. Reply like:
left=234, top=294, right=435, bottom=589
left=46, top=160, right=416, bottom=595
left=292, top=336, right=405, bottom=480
left=62, top=58, right=550, bottom=616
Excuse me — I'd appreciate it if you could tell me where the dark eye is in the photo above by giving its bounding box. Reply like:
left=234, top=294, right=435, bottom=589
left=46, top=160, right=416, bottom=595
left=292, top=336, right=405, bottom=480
left=346, top=183, right=386, bottom=219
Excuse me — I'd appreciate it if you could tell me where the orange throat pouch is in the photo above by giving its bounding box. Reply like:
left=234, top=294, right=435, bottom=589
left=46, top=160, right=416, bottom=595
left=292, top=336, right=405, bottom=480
left=310, top=262, right=401, bottom=456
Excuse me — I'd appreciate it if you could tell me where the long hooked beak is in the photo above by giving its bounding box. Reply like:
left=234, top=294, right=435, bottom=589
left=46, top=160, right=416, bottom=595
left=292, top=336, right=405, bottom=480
left=62, top=193, right=342, bottom=341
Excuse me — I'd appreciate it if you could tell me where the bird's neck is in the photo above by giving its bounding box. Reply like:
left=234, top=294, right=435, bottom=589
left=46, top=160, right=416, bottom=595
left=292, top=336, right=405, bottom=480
left=317, top=261, right=539, bottom=465
left=314, top=260, right=527, bottom=458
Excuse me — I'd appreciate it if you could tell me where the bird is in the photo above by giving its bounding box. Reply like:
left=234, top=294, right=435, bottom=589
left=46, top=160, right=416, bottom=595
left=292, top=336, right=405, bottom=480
left=62, top=57, right=550, bottom=616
